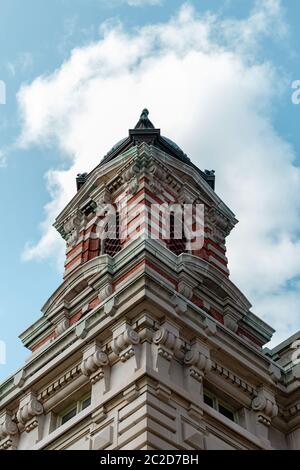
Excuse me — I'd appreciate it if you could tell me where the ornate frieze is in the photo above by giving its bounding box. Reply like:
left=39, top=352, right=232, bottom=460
left=120, top=144, right=170, bottom=196
left=211, top=361, right=255, bottom=397
left=39, top=364, right=82, bottom=401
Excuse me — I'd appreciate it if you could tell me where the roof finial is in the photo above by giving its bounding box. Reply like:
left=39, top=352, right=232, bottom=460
left=134, top=108, right=155, bottom=129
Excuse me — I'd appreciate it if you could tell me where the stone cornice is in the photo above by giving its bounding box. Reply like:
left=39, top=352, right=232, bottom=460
left=0, top=282, right=285, bottom=416
left=54, top=143, right=238, bottom=247
left=2, top=242, right=282, bottom=392
left=210, top=361, right=256, bottom=398
left=38, top=363, right=82, bottom=402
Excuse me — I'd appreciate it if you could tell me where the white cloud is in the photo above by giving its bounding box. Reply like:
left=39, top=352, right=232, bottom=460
left=126, top=0, right=162, bottom=5
left=101, top=0, right=162, bottom=7
left=0, top=150, right=7, bottom=168
left=17, top=1, right=300, bottom=346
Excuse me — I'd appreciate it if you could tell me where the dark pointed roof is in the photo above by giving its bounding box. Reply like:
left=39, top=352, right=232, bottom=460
left=134, top=108, right=155, bottom=129
left=99, top=109, right=215, bottom=190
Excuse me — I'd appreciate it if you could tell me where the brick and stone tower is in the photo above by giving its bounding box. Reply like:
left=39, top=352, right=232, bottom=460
left=1, top=110, right=300, bottom=450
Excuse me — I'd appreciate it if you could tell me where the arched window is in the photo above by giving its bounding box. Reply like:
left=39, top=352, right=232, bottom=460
left=165, top=212, right=187, bottom=256
left=103, top=211, right=121, bottom=256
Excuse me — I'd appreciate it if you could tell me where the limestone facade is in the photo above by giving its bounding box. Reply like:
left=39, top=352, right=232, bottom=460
left=1, top=112, right=300, bottom=450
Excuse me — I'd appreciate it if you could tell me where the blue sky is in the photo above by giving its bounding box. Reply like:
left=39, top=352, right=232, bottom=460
left=0, top=0, right=300, bottom=381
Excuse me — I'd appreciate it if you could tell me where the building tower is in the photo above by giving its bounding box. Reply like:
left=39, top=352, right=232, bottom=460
left=1, top=110, right=300, bottom=450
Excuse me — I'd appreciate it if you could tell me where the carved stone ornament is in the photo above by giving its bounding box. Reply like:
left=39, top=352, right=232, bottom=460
left=223, top=313, right=238, bottom=333
left=171, top=294, right=188, bottom=315
left=122, top=160, right=143, bottom=195
left=81, top=348, right=110, bottom=384
left=153, top=323, right=184, bottom=362
left=184, top=341, right=212, bottom=382
left=104, top=297, right=117, bottom=317
left=112, top=325, right=140, bottom=363
left=55, top=317, right=70, bottom=336
left=13, top=369, right=26, bottom=388
left=62, top=209, right=85, bottom=247
left=208, top=207, right=235, bottom=245
left=75, top=320, right=88, bottom=339
left=0, top=411, right=19, bottom=450
left=251, top=388, right=278, bottom=426
left=0, top=411, right=18, bottom=441
left=16, top=393, right=44, bottom=433
left=99, top=283, right=113, bottom=302
left=121, top=146, right=168, bottom=196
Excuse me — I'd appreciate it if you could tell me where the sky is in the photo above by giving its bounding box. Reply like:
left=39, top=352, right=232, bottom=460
left=0, top=0, right=300, bottom=381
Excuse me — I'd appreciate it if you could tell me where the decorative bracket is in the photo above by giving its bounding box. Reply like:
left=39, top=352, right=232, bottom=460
left=81, top=342, right=110, bottom=390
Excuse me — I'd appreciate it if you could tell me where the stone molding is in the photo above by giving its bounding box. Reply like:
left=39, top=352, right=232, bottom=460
left=211, top=361, right=256, bottom=397
left=39, top=364, right=82, bottom=401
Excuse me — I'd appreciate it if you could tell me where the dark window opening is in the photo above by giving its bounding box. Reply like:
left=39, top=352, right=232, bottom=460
left=58, top=393, right=91, bottom=428
left=104, top=211, right=122, bottom=257
left=61, top=407, right=77, bottom=425
left=218, top=404, right=235, bottom=421
left=165, top=212, right=187, bottom=256
left=204, top=393, right=214, bottom=408
left=203, top=389, right=237, bottom=423
left=81, top=396, right=91, bottom=410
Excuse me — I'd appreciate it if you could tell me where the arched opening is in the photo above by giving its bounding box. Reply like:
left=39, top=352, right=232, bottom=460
left=103, top=210, right=122, bottom=256
left=165, top=212, right=187, bottom=256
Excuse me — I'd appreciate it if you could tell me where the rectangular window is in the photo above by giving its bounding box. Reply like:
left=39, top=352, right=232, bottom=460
left=81, top=396, right=91, bottom=410
left=218, top=403, right=235, bottom=422
left=61, top=407, right=77, bottom=425
left=203, top=393, right=214, bottom=408
left=58, top=393, right=91, bottom=427
left=203, top=389, right=237, bottom=423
